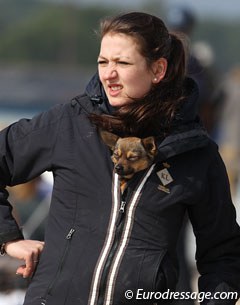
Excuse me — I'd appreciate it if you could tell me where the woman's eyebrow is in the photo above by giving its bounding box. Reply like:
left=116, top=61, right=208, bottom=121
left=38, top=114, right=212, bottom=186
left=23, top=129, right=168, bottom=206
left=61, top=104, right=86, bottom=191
left=98, top=55, right=130, bottom=60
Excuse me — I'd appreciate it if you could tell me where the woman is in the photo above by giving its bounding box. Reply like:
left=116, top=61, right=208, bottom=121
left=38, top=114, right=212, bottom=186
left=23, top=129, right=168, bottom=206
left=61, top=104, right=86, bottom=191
left=0, top=12, right=240, bottom=305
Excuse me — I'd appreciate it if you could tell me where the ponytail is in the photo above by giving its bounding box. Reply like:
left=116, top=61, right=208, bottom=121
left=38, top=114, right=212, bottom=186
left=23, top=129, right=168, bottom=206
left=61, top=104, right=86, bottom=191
left=164, top=32, right=187, bottom=88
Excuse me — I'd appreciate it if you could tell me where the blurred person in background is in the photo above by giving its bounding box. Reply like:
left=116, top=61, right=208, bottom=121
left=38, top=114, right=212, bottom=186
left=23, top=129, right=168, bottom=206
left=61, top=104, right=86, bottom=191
left=0, top=166, right=52, bottom=305
left=0, top=261, right=26, bottom=305
left=0, top=127, right=52, bottom=304
left=219, top=66, right=240, bottom=209
left=166, top=6, right=226, bottom=300
left=10, top=176, right=52, bottom=241
left=0, top=11, right=240, bottom=305
left=166, top=6, right=225, bottom=140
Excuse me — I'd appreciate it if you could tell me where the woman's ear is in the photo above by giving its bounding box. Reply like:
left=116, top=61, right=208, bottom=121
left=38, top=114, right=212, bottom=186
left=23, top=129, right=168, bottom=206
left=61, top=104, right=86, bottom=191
left=152, top=58, right=168, bottom=83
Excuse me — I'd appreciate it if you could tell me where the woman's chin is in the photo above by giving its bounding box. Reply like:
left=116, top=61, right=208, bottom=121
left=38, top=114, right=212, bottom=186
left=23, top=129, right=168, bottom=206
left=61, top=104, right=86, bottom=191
left=108, top=97, right=131, bottom=108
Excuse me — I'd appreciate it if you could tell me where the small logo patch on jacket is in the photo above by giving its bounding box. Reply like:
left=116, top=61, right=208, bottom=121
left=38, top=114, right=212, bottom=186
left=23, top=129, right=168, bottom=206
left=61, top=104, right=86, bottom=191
left=158, top=185, right=170, bottom=193
left=157, top=168, right=173, bottom=186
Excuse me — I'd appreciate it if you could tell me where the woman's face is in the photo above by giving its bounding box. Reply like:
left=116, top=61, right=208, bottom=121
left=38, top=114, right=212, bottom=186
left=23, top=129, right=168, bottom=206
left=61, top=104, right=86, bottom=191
left=98, top=33, right=156, bottom=107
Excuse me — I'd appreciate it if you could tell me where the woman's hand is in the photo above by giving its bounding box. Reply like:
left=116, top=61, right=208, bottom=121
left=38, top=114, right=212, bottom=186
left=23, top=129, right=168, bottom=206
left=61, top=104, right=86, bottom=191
left=5, top=239, right=45, bottom=278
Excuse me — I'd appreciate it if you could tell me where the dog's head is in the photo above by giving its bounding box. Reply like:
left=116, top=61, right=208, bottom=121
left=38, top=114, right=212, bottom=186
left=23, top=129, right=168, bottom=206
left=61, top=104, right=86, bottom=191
left=100, top=130, right=157, bottom=180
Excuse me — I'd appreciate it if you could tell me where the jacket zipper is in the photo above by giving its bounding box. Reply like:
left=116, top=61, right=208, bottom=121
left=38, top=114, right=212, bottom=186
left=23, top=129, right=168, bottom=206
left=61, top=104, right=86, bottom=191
left=91, top=164, right=155, bottom=305
left=97, top=192, right=127, bottom=305
left=40, top=228, right=75, bottom=305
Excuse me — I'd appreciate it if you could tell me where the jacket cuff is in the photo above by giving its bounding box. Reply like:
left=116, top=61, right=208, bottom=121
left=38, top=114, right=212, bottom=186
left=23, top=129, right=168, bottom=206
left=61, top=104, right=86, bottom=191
left=0, top=229, right=24, bottom=244
left=200, top=282, right=239, bottom=304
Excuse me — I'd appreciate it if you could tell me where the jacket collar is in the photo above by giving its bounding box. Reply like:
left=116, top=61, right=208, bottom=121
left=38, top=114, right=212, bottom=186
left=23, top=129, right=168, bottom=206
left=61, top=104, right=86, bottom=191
left=84, top=72, right=210, bottom=159
left=85, top=72, right=115, bottom=114
left=85, top=72, right=200, bottom=121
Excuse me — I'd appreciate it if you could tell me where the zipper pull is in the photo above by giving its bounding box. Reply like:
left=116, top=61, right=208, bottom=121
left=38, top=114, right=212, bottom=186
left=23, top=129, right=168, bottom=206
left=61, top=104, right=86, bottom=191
left=66, top=228, right=75, bottom=240
left=119, top=201, right=126, bottom=213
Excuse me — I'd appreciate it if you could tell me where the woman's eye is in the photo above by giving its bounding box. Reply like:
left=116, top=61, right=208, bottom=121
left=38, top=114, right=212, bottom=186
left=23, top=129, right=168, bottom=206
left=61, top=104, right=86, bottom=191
left=97, top=60, right=107, bottom=65
left=118, top=61, right=129, bottom=65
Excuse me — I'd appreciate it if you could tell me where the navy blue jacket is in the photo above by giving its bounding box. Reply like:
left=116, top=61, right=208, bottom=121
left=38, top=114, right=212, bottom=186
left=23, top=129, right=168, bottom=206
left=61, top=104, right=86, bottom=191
left=0, top=74, right=240, bottom=305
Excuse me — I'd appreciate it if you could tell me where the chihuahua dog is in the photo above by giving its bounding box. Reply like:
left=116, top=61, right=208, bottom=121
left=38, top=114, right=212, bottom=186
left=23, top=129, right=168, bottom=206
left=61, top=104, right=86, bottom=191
left=100, top=130, right=157, bottom=193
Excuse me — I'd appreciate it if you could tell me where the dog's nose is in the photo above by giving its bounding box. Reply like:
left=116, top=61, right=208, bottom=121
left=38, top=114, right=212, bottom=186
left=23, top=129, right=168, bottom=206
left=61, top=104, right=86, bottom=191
left=115, top=164, right=124, bottom=174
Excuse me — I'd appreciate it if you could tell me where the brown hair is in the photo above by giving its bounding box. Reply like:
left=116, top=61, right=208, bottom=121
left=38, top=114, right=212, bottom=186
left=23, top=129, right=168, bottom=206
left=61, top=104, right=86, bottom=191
left=90, top=12, right=187, bottom=138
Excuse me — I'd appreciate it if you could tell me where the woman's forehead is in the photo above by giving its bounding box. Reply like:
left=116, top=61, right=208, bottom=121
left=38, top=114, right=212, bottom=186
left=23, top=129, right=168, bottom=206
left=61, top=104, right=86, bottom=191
left=100, top=33, right=141, bottom=54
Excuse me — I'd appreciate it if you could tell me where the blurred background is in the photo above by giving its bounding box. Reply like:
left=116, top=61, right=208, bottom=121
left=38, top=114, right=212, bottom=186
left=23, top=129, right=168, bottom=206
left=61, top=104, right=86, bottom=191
left=0, top=0, right=240, bottom=304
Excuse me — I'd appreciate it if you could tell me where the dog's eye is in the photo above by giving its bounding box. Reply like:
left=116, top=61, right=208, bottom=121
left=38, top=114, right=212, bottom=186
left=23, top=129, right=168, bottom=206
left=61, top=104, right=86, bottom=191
left=128, top=156, right=139, bottom=161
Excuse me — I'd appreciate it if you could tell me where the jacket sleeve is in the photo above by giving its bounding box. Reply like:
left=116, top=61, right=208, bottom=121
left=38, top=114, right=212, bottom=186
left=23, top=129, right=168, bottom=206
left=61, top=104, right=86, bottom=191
left=0, top=104, right=63, bottom=244
left=188, top=147, right=240, bottom=304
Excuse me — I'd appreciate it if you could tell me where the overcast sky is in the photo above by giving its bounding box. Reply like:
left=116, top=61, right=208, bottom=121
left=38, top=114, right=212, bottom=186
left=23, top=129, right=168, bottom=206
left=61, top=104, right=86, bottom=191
left=51, top=0, right=240, bottom=20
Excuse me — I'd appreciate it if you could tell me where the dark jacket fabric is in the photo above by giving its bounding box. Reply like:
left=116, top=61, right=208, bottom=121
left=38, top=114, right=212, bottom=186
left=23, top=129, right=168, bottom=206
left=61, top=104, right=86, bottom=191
left=0, top=74, right=240, bottom=305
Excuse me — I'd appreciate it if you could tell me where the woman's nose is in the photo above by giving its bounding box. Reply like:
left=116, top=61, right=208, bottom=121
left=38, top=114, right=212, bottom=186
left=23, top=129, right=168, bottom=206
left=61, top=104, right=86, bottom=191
left=103, top=65, right=118, bottom=80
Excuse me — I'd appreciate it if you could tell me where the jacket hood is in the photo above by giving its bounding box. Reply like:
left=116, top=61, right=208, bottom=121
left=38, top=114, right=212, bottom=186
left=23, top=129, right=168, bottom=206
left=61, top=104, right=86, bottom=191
left=174, top=77, right=199, bottom=124
left=85, top=72, right=115, bottom=114
left=85, top=72, right=199, bottom=121
left=156, top=76, right=210, bottom=160
left=83, top=72, right=210, bottom=159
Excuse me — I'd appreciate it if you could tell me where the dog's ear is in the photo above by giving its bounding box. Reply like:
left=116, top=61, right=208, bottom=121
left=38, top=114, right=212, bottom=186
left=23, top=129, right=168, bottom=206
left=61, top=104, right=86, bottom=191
left=142, top=136, right=157, bottom=156
left=99, top=130, right=119, bottom=151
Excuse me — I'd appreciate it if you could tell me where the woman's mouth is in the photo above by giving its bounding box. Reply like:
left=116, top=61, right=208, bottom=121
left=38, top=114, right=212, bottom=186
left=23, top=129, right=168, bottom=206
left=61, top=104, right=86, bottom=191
left=108, top=84, right=123, bottom=96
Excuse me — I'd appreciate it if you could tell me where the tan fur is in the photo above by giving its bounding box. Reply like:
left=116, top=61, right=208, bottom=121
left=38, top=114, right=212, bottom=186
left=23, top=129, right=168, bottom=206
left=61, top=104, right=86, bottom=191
left=100, top=130, right=157, bottom=193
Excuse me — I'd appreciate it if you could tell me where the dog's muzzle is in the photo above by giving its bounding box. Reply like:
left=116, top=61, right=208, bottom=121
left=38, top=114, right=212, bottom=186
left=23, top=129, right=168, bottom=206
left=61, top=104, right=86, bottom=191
left=114, top=164, right=124, bottom=175
left=114, top=164, right=134, bottom=178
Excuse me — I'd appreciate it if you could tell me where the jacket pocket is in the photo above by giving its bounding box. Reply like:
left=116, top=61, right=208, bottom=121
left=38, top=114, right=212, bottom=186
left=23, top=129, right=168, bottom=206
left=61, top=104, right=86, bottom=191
left=160, top=252, right=178, bottom=291
left=138, top=249, right=178, bottom=293
left=138, top=249, right=167, bottom=293
left=40, top=228, right=76, bottom=305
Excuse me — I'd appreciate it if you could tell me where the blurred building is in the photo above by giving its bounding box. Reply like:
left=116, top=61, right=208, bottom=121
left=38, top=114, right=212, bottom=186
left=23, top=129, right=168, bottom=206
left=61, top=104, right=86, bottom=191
left=0, top=64, right=93, bottom=125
